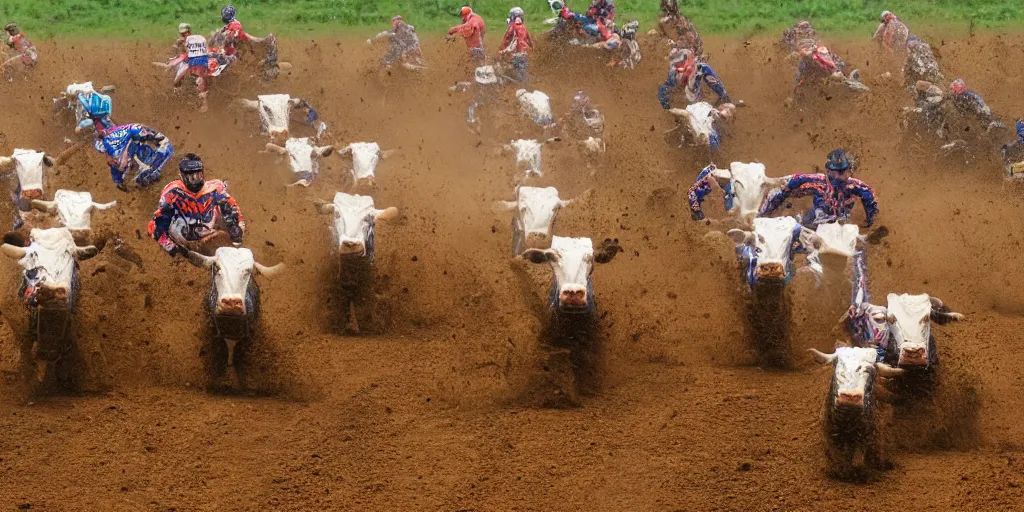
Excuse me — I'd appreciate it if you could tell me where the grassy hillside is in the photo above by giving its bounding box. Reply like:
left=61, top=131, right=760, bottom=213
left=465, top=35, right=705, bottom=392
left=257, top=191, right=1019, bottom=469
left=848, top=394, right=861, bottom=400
left=1, top=0, right=1023, bottom=38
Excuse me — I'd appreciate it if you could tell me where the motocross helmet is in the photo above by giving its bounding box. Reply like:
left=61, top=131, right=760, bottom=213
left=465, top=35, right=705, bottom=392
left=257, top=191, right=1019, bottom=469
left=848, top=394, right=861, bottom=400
left=460, top=6, right=473, bottom=21
left=670, top=49, right=696, bottom=81
left=950, top=78, right=967, bottom=96
left=549, top=0, right=564, bottom=11
left=179, top=23, right=191, bottom=35
left=4, top=23, right=19, bottom=35
left=825, top=148, right=851, bottom=177
left=622, top=20, right=639, bottom=39
left=179, top=153, right=206, bottom=193
left=661, top=0, right=679, bottom=16
left=881, top=10, right=895, bottom=23
left=391, top=15, right=404, bottom=30
left=221, top=5, right=236, bottom=24
left=507, top=7, right=525, bottom=25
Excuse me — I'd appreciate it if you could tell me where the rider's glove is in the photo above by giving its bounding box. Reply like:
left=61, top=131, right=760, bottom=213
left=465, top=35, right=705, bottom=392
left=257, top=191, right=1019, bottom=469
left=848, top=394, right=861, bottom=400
left=228, top=224, right=244, bottom=244
left=156, top=233, right=178, bottom=256
left=691, top=209, right=705, bottom=221
left=305, top=108, right=319, bottom=126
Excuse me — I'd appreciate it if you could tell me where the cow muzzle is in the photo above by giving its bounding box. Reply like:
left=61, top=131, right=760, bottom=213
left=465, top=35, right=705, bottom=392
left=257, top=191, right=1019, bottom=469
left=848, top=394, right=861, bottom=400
left=217, top=296, right=246, bottom=315
left=35, top=284, right=70, bottom=305
left=755, top=262, right=786, bottom=281
left=835, top=390, right=865, bottom=409
left=558, top=285, right=589, bottom=312
left=898, top=346, right=928, bottom=366
left=338, top=239, right=366, bottom=255
left=21, top=189, right=43, bottom=201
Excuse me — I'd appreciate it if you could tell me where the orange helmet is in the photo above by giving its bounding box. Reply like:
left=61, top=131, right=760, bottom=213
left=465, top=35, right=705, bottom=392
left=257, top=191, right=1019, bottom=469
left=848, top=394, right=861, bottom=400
left=950, top=79, right=967, bottom=95
left=460, top=6, right=473, bottom=20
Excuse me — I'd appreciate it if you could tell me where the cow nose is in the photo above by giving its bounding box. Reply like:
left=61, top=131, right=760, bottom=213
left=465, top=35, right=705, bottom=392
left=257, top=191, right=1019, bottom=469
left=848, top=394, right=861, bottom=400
left=21, top=189, right=43, bottom=201
left=756, top=263, right=786, bottom=280
left=836, top=391, right=865, bottom=408
left=218, top=297, right=245, bottom=315
left=340, top=240, right=365, bottom=254
left=558, top=286, right=588, bottom=310
left=900, top=347, right=927, bottom=365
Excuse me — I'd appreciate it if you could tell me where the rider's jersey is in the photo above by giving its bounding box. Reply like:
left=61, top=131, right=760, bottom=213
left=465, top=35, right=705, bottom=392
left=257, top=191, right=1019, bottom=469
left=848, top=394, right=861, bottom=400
left=499, top=20, right=533, bottom=54
left=148, top=179, right=245, bottom=243
left=588, top=0, right=615, bottom=22
left=760, top=173, right=879, bottom=227
left=659, top=13, right=704, bottom=57
left=7, top=33, right=34, bottom=53
left=874, top=18, right=910, bottom=51
left=185, top=34, right=209, bottom=58
left=658, top=62, right=729, bottom=108
left=448, top=14, right=486, bottom=49
left=951, top=90, right=995, bottom=123
left=222, top=19, right=251, bottom=56
left=97, top=124, right=162, bottom=169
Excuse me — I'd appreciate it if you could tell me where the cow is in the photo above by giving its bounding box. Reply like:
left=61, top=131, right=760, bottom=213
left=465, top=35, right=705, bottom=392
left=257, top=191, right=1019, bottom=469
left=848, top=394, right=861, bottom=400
left=516, top=89, right=556, bottom=128
left=810, top=346, right=905, bottom=477
left=669, top=101, right=736, bottom=151
left=0, top=227, right=99, bottom=383
left=500, top=138, right=561, bottom=178
left=336, top=142, right=394, bottom=192
left=186, top=247, right=283, bottom=376
left=521, top=236, right=621, bottom=321
left=0, top=149, right=55, bottom=213
left=237, top=94, right=326, bottom=144
left=688, top=162, right=786, bottom=224
left=31, top=190, right=116, bottom=245
left=315, top=192, right=399, bottom=333
left=492, top=186, right=586, bottom=256
left=263, top=138, right=334, bottom=187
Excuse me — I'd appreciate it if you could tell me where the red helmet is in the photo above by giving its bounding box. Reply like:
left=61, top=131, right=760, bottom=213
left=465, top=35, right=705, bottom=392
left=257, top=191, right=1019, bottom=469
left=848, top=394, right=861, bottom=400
left=391, top=15, right=403, bottom=29
left=812, top=45, right=837, bottom=72
left=671, top=49, right=696, bottom=80
left=460, top=6, right=473, bottom=21
left=950, top=79, right=967, bottom=95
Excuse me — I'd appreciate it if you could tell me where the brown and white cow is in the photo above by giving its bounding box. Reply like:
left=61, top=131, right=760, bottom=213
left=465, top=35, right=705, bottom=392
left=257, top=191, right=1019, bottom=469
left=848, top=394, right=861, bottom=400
left=31, top=189, right=116, bottom=244
left=0, top=149, right=55, bottom=214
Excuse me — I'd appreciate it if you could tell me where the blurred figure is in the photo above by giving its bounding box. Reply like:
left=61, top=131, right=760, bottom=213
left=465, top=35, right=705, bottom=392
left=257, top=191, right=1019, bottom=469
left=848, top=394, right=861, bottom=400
left=3, top=23, right=37, bottom=71
left=874, top=10, right=910, bottom=53
left=367, top=15, right=425, bottom=70
left=447, top=6, right=487, bottom=63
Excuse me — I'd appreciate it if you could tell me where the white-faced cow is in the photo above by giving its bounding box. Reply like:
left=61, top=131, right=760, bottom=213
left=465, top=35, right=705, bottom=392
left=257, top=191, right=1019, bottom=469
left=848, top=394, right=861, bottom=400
left=810, top=346, right=905, bottom=476
left=237, top=94, right=326, bottom=144
left=0, top=227, right=99, bottom=382
left=727, top=216, right=823, bottom=290
left=688, top=162, right=785, bottom=224
left=336, top=142, right=394, bottom=192
left=501, top=138, right=561, bottom=179
left=316, top=192, right=399, bottom=333
left=264, top=138, right=334, bottom=187
left=492, top=186, right=585, bottom=257
left=1, top=149, right=55, bottom=215
left=522, top=236, right=621, bottom=321
left=516, top=89, right=556, bottom=128
left=187, top=247, right=283, bottom=371
left=31, top=190, right=117, bottom=245
left=669, top=101, right=736, bottom=151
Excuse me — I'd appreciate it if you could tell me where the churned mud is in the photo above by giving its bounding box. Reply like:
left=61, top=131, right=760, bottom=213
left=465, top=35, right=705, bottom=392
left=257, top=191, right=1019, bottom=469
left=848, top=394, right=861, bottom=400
left=0, top=30, right=1023, bottom=510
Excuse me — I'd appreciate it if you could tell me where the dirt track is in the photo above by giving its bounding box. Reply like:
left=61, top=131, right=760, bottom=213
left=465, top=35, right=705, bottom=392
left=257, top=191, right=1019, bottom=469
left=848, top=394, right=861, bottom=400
left=1, top=30, right=1023, bottom=510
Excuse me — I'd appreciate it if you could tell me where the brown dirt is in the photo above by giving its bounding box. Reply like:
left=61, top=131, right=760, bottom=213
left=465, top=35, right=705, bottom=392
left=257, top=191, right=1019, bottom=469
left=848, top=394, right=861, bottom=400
left=1, top=30, right=1023, bottom=511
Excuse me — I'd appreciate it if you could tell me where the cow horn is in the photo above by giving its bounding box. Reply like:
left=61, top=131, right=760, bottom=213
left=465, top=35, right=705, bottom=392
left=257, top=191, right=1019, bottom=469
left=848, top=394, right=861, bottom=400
left=807, top=348, right=837, bottom=365
left=238, top=98, right=259, bottom=110
left=99, top=85, right=117, bottom=93
left=0, top=244, right=27, bottom=259
left=254, top=262, right=284, bottom=276
left=316, top=145, right=334, bottom=157
left=187, top=251, right=216, bottom=269
left=0, top=156, right=12, bottom=169
left=668, top=107, right=692, bottom=120
left=75, top=245, right=99, bottom=260
left=315, top=202, right=336, bottom=214
left=30, top=199, right=57, bottom=213
left=264, top=142, right=288, bottom=155
left=92, top=201, right=117, bottom=211
left=876, top=362, right=906, bottom=378
left=374, top=207, right=399, bottom=220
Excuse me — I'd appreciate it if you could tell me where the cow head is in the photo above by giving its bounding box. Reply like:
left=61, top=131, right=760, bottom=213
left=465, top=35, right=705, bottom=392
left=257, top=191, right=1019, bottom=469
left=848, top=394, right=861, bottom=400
left=187, top=247, right=283, bottom=316
left=0, top=149, right=55, bottom=204
left=886, top=293, right=937, bottom=367
left=503, top=138, right=561, bottom=178
left=239, top=94, right=308, bottom=143
left=704, top=162, right=784, bottom=223
left=493, top=186, right=577, bottom=255
left=266, top=138, right=333, bottom=186
left=728, top=216, right=822, bottom=285
left=671, top=102, right=735, bottom=150
left=516, top=89, right=555, bottom=127
left=522, top=237, right=620, bottom=314
left=814, top=222, right=864, bottom=272
left=32, top=190, right=116, bottom=239
left=338, top=142, right=388, bottom=190
left=0, top=228, right=98, bottom=309
left=317, top=192, right=398, bottom=258
left=811, top=346, right=904, bottom=411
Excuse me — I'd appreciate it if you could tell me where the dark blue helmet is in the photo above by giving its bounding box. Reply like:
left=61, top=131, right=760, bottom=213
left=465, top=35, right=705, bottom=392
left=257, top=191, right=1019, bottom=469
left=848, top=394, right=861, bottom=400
left=179, top=153, right=205, bottom=192
left=825, top=149, right=851, bottom=172
left=221, top=5, right=236, bottom=24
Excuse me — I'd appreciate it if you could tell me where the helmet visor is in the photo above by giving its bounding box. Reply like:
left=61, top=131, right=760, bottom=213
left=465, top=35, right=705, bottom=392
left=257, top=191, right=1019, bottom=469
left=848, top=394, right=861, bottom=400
left=182, top=170, right=205, bottom=190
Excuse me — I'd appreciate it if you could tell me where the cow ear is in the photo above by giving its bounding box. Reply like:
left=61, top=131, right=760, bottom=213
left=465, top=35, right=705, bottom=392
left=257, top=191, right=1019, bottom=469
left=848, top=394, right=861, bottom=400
left=521, top=249, right=553, bottom=264
left=710, top=168, right=732, bottom=187
left=594, top=238, right=622, bottom=264
left=727, top=229, right=751, bottom=245
left=491, top=200, right=517, bottom=214
left=75, top=246, right=99, bottom=261
left=42, top=154, right=56, bottom=167
left=315, top=202, right=336, bottom=215
left=876, top=362, right=906, bottom=378
left=374, top=207, right=399, bottom=220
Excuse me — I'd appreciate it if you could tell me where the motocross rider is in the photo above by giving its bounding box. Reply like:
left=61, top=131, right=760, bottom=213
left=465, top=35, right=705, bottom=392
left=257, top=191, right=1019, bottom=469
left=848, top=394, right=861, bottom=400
left=95, top=122, right=173, bottom=191
left=658, top=49, right=730, bottom=109
left=911, top=80, right=946, bottom=137
left=165, top=23, right=210, bottom=112
left=368, top=15, right=425, bottom=70
left=1001, top=120, right=1024, bottom=178
left=498, top=7, right=534, bottom=82
left=793, top=44, right=859, bottom=95
left=148, top=153, right=245, bottom=257
left=75, top=87, right=115, bottom=135
left=949, top=78, right=1004, bottom=132
left=873, top=10, right=911, bottom=53
left=657, top=0, right=704, bottom=59
left=758, top=149, right=879, bottom=228
left=447, top=6, right=487, bottom=63
left=3, top=23, right=37, bottom=69
left=904, top=38, right=943, bottom=91
left=219, top=5, right=268, bottom=63
left=781, top=20, right=818, bottom=56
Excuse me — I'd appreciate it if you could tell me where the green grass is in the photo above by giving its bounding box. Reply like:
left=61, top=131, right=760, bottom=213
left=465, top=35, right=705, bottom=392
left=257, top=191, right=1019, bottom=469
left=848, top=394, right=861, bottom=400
left=2, top=0, right=1024, bottom=38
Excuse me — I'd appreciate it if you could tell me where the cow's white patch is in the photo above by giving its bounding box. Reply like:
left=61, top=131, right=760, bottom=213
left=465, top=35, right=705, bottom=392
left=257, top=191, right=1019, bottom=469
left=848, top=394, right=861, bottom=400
left=887, top=293, right=932, bottom=365
left=211, top=247, right=256, bottom=310
left=815, top=223, right=861, bottom=257
left=684, top=102, right=717, bottom=145
left=514, top=186, right=564, bottom=248
left=509, top=139, right=544, bottom=176
left=516, top=89, right=554, bottom=126
left=547, top=236, right=593, bottom=296
left=257, top=94, right=292, bottom=135
left=345, top=142, right=382, bottom=184
left=751, top=216, right=798, bottom=268
left=832, top=346, right=878, bottom=407
left=728, top=162, right=774, bottom=219
left=329, top=192, right=377, bottom=255
left=10, top=149, right=46, bottom=195
left=284, top=137, right=319, bottom=176
left=17, top=228, right=79, bottom=291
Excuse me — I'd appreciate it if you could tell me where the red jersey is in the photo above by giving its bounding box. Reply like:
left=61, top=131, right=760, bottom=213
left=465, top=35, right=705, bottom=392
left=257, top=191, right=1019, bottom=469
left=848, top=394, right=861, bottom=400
left=222, top=19, right=250, bottom=56
left=499, top=20, right=533, bottom=54
left=148, top=179, right=245, bottom=243
left=448, top=13, right=486, bottom=49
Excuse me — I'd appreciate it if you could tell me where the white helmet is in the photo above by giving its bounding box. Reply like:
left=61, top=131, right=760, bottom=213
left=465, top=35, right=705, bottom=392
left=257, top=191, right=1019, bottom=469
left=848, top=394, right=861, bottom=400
left=178, top=23, right=191, bottom=34
left=507, top=6, right=525, bottom=24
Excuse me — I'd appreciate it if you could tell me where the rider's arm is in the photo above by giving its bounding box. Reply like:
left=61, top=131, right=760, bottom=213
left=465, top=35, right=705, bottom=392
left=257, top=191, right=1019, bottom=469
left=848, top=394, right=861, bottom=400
left=848, top=179, right=879, bottom=227
left=448, top=22, right=469, bottom=36
left=497, top=26, right=515, bottom=54
left=657, top=71, right=678, bottom=109
left=758, top=174, right=809, bottom=216
left=687, top=164, right=719, bottom=221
